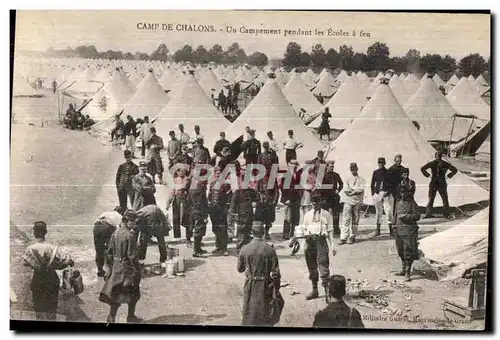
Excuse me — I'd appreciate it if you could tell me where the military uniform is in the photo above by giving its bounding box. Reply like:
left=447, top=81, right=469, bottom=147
left=208, top=180, right=231, bottom=252
left=254, top=177, right=279, bottom=239
left=280, top=170, right=302, bottom=239
left=116, top=161, right=139, bottom=210
left=237, top=238, right=281, bottom=326
left=136, top=205, right=170, bottom=263
left=166, top=175, right=191, bottom=239
left=146, top=134, right=165, bottom=182
left=188, top=185, right=209, bottom=256
left=228, top=186, right=259, bottom=250
left=132, top=173, right=156, bottom=211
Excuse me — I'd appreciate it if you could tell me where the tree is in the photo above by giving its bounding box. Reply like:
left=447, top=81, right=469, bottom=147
left=123, top=52, right=134, bottom=60
left=403, top=48, right=421, bottom=73
left=150, top=43, right=169, bottom=61
left=193, top=45, right=209, bottom=64
left=310, top=44, right=326, bottom=68
left=173, top=44, right=194, bottom=63
left=390, top=57, right=406, bottom=73
left=337, top=45, right=354, bottom=70
left=282, top=42, right=302, bottom=67
left=458, top=53, right=487, bottom=77
left=224, top=43, right=246, bottom=64
left=246, top=52, right=268, bottom=66
left=298, top=52, right=312, bottom=67
left=440, top=54, right=457, bottom=73
left=325, top=48, right=339, bottom=69
left=209, top=44, right=224, bottom=63
left=366, top=42, right=390, bottom=72
left=420, top=54, right=443, bottom=74
left=134, top=52, right=150, bottom=60
left=352, top=52, right=367, bottom=71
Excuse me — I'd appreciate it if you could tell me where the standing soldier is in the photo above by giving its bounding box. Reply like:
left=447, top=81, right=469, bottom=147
left=319, top=161, right=343, bottom=236
left=146, top=127, right=165, bottom=185
left=116, top=150, right=139, bottom=210
left=192, top=137, right=211, bottom=165
left=301, top=193, right=336, bottom=302
left=228, top=168, right=259, bottom=251
left=139, top=116, right=152, bottom=159
left=132, top=161, right=156, bottom=211
left=93, top=206, right=125, bottom=277
left=282, top=130, right=303, bottom=165
left=176, top=144, right=194, bottom=174
left=99, top=210, right=142, bottom=323
left=237, top=222, right=282, bottom=326
left=258, top=141, right=279, bottom=177
left=51, top=79, right=57, bottom=93
left=208, top=166, right=231, bottom=255
left=123, top=115, right=137, bottom=158
left=136, top=204, right=171, bottom=264
left=166, top=167, right=191, bottom=241
left=22, top=222, right=74, bottom=320
left=213, top=132, right=231, bottom=158
left=188, top=182, right=210, bottom=257
left=370, top=157, right=395, bottom=237
left=177, top=124, right=191, bottom=148
left=339, top=163, right=366, bottom=245
left=388, top=154, right=407, bottom=207
left=255, top=174, right=280, bottom=240
left=280, top=160, right=302, bottom=240
left=421, top=151, right=457, bottom=219
left=166, top=130, right=181, bottom=170
left=242, top=129, right=261, bottom=165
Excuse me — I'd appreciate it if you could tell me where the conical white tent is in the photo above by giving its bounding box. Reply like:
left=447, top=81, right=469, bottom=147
left=158, top=67, right=178, bottom=92
left=275, top=71, right=289, bottom=88
left=301, top=69, right=316, bottom=87
left=155, top=72, right=229, bottom=148
left=476, top=74, right=489, bottom=87
left=447, top=74, right=460, bottom=86
left=420, top=73, right=429, bottom=83
left=122, top=70, right=170, bottom=121
left=403, top=77, right=420, bottom=96
left=336, top=70, right=349, bottom=84
left=225, top=74, right=325, bottom=166
left=405, top=73, right=418, bottom=83
left=104, top=68, right=136, bottom=105
left=283, top=72, right=324, bottom=123
left=312, top=72, right=337, bottom=97
left=309, top=76, right=367, bottom=130
left=404, top=76, right=471, bottom=142
left=446, top=77, right=490, bottom=121
left=398, top=73, right=406, bottom=80
left=389, top=77, right=411, bottom=105
left=81, top=87, right=123, bottom=121
left=432, top=74, right=445, bottom=86
left=325, top=80, right=489, bottom=207
left=418, top=208, right=489, bottom=281
left=199, top=68, right=224, bottom=97
left=65, top=68, right=103, bottom=94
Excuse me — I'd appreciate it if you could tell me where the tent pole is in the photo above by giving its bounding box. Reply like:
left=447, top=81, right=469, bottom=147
left=448, top=116, right=456, bottom=156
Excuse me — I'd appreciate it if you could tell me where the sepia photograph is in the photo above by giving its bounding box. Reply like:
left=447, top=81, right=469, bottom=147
left=9, top=10, right=491, bottom=331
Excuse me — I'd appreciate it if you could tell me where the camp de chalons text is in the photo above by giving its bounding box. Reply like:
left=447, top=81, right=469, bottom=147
left=136, top=22, right=370, bottom=38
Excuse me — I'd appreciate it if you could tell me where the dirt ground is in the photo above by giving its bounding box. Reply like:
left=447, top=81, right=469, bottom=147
left=10, top=114, right=488, bottom=329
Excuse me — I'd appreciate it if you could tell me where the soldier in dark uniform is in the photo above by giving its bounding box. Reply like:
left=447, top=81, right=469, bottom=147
left=388, top=154, right=407, bottom=206
left=99, top=210, right=142, bottom=323
left=242, top=129, right=261, bottom=165
left=213, top=132, right=231, bottom=158
left=208, top=166, right=231, bottom=255
left=421, top=151, right=458, bottom=219
left=146, top=127, right=165, bottom=185
left=319, top=161, right=344, bottom=236
left=255, top=175, right=280, bottom=240
left=188, top=183, right=210, bottom=257
left=280, top=160, right=302, bottom=239
left=217, top=146, right=232, bottom=171
left=258, top=141, right=279, bottom=177
left=228, top=169, right=259, bottom=251
left=93, top=206, right=125, bottom=277
left=176, top=144, right=194, bottom=174
left=115, top=150, right=139, bottom=210
left=237, top=222, right=282, bottom=326
left=166, top=167, right=191, bottom=240
left=192, top=137, right=211, bottom=165
left=136, top=204, right=171, bottom=264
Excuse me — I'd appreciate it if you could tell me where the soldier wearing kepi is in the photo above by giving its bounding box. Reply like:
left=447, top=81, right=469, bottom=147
left=208, top=166, right=231, bottom=255
left=255, top=174, right=280, bottom=240
left=301, top=192, right=337, bottom=302
left=132, top=161, right=156, bottom=211
left=370, top=157, right=395, bottom=237
left=188, top=182, right=210, bottom=257
left=166, top=167, right=191, bottom=240
left=237, top=221, right=282, bottom=326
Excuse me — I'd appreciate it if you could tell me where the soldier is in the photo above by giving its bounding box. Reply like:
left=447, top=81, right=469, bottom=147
left=136, top=204, right=171, bottom=264
left=280, top=160, right=302, bottom=240
left=370, top=157, right=395, bottom=237
left=99, top=210, right=142, bottom=323
left=192, top=137, right=211, bottom=165
left=93, top=206, right=125, bottom=277
left=208, top=166, right=231, bottom=255
left=301, top=192, right=336, bottom=302
left=176, top=144, right=194, bottom=174
left=242, top=129, right=261, bottom=165
left=255, top=174, right=280, bottom=240
left=146, top=127, right=165, bottom=185
left=421, top=151, right=458, bottom=219
left=166, top=130, right=181, bottom=170
left=258, top=141, right=279, bottom=177
left=132, top=161, right=156, bottom=211
left=166, top=167, right=191, bottom=240
left=115, top=150, right=139, bottom=210
left=213, top=132, right=231, bottom=158
left=319, top=161, right=343, bottom=236
left=188, top=183, right=210, bottom=257
left=237, top=221, right=282, bottom=326
left=339, top=163, right=366, bottom=245
left=228, top=167, right=259, bottom=251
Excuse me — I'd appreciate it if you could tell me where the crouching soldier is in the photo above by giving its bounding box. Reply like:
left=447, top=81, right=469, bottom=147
left=93, top=206, right=125, bottom=277
left=136, top=204, right=171, bottom=264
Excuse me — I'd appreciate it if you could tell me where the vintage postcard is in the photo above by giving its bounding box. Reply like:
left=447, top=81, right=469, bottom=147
left=10, top=10, right=490, bottom=331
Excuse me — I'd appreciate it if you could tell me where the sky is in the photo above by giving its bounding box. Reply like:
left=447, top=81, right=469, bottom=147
left=14, top=10, right=490, bottom=59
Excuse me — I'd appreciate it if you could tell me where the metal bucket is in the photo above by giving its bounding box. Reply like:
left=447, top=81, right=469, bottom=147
left=294, top=224, right=305, bottom=238
left=165, top=260, right=178, bottom=277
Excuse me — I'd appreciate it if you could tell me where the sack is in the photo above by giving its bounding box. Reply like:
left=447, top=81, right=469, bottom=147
left=268, top=282, right=285, bottom=326
left=62, top=267, right=85, bottom=295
